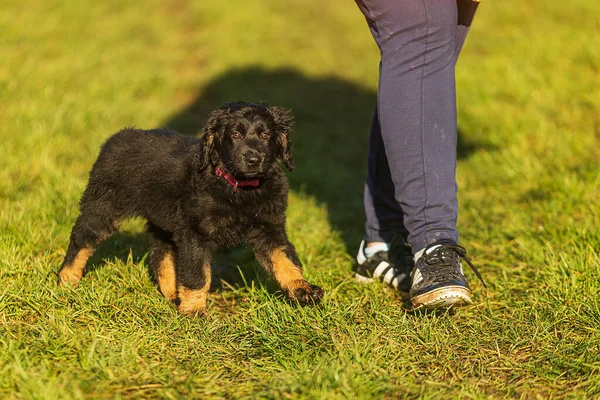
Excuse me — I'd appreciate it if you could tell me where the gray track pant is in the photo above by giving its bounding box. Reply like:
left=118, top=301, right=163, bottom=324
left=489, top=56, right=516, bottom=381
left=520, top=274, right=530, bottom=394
left=356, top=0, right=479, bottom=253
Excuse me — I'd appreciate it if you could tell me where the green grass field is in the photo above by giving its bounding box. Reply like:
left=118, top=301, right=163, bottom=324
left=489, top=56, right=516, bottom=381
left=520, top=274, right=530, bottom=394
left=1, top=0, right=599, bottom=398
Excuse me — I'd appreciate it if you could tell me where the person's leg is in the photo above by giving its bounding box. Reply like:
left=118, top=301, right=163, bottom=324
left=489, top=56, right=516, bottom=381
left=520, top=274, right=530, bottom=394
left=355, top=0, right=486, bottom=306
left=354, top=15, right=413, bottom=289
left=356, top=0, right=459, bottom=254
left=358, top=105, right=413, bottom=290
left=356, top=0, right=458, bottom=291
left=364, top=105, right=407, bottom=245
left=362, top=0, right=479, bottom=250
left=360, top=104, right=413, bottom=291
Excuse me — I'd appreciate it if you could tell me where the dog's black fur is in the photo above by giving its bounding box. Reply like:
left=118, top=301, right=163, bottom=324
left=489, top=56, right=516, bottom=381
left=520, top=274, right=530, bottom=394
left=58, top=102, right=323, bottom=315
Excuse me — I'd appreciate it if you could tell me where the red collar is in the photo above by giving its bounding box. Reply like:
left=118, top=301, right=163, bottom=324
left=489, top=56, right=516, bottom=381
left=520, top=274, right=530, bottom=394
left=215, top=166, right=260, bottom=188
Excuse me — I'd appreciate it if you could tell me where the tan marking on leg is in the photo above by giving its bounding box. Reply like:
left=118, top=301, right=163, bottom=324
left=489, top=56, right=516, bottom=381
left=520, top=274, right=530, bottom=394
left=177, top=264, right=211, bottom=316
left=58, top=248, right=94, bottom=286
left=268, top=247, right=323, bottom=305
left=157, top=251, right=177, bottom=301
left=270, top=247, right=305, bottom=292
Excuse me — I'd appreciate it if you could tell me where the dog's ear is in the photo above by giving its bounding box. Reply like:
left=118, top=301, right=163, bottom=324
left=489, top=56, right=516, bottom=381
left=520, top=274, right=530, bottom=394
left=199, top=108, right=228, bottom=170
left=269, top=106, right=295, bottom=172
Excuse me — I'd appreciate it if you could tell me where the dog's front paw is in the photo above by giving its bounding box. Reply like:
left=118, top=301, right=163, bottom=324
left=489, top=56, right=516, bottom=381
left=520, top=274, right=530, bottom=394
left=290, top=280, right=324, bottom=306
left=177, top=286, right=209, bottom=317
left=177, top=304, right=208, bottom=318
left=56, top=269, right=83, bottom=287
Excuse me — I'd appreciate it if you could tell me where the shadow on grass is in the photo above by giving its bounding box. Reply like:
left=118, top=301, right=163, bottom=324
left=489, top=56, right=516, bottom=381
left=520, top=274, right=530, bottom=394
left=85, top=231, right=151, bottom=274
left=80, top=67, right=490, bottom=299
left=163, top=67, right=485, bottom=254
left=84, top=231, right=266, bottom=295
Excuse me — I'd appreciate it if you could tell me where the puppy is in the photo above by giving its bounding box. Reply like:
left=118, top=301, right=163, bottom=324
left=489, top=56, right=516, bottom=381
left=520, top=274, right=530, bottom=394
left=57, top=102, right=324, bottom=316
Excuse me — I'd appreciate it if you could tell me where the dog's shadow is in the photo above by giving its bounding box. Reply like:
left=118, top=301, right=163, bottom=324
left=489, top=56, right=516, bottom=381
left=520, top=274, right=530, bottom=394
left=85, top=229, right=265, bottom=296
left=85, top=67, right=490, bottom=302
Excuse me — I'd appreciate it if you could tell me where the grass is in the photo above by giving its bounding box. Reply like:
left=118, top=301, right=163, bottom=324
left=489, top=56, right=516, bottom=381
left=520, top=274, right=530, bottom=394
left=1, top=0, right=599, bottom=398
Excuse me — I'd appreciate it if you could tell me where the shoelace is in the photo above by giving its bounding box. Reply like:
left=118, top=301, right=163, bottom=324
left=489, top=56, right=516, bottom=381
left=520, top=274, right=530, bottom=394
left=423, top=243, right=487, bottom=288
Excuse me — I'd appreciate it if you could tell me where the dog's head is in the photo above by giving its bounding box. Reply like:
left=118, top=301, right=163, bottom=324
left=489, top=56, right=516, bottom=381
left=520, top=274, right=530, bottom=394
left=199, top=102, right=294, bottom=178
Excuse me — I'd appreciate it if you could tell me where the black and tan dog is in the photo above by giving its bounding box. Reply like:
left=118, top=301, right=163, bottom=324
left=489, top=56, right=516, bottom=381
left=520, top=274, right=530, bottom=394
left=58, top=102, right=324, bottom=316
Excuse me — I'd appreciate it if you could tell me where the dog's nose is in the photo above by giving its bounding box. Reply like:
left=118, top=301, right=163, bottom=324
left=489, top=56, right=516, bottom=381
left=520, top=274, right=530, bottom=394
left=244, top=152, right=262, bottom=166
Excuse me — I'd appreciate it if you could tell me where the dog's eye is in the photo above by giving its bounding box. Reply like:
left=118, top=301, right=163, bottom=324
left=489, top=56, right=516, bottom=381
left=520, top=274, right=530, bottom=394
left=231, top=132, right=242, bottom=140
left=260, top=132, right=271, bottom=140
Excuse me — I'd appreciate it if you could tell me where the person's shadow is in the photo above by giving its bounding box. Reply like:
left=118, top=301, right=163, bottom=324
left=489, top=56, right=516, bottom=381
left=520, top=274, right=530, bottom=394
left=165, top=68, right=377, bottom=248
left=84, top=67, right=485, bottom=299
left=157, top=67, right=482, bottom=290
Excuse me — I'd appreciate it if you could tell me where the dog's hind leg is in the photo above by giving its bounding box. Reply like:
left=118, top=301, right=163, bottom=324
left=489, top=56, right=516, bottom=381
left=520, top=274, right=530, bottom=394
left=58, top=203, right=120, bottom=286
left=148, top=224, right=177, bottom=302
left=174, top=236, right=214, bottom=316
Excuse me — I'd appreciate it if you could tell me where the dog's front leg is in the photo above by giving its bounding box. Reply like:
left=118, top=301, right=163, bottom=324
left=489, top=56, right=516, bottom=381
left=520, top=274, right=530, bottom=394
left=174, top=236, right=214, bottom=316
left=248, top=226, right=324, bottom=305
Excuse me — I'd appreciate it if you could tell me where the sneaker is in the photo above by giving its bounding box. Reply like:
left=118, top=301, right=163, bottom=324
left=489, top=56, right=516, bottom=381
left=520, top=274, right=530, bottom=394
left=410, top=240, right=486, bottom=310
left=355, top=237, right=414, bottom=291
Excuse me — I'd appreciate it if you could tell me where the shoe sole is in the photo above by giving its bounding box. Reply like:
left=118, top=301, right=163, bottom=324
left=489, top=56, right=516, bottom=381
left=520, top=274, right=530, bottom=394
left=411, top=286, right=472, bottom=310
left=355, top=273, right=375, bottom=284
